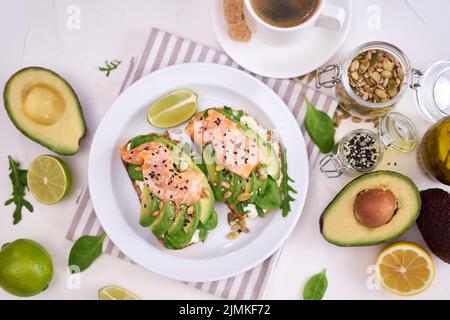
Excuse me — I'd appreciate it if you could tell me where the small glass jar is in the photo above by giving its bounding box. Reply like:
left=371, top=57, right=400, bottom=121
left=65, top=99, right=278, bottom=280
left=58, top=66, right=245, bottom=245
left=320, top=113, right=418, bottom=178
left=417, top=117, right=450, bottom=185
left=317, top=42, right=450, bottom=122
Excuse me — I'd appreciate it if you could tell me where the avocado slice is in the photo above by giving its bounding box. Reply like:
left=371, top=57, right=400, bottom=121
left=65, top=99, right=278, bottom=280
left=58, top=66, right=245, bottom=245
left=320, top=171, right=421, bottom=247
left=139, top=185, right=160, bottom=227
left=163, top=202, right=201, bottom=250
left=167, top=206, right=186, bottom=236
left=3, top=67, right=86, bottom=155
left=139, top=184, right=153, bottom=227
left=152, top=202, right=175, bottom=238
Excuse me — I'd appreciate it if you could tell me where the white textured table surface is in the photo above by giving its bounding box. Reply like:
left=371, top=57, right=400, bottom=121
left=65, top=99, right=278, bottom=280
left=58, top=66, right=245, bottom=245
left=0, top=0, right=449, bottom=300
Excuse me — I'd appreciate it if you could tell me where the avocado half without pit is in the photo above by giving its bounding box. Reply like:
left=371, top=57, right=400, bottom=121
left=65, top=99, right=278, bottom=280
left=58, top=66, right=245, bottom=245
left=320, top=171, right=421, bottom=247
left=3, top=67, right=86, bottom=155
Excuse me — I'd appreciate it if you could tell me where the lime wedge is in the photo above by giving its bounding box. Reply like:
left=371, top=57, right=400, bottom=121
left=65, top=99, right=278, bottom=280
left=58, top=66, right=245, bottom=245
left=147, top=89, right=198, bottom=128
left=98, top=286, right=141, bottom=300
left=27, top=155, right=71, bottom=205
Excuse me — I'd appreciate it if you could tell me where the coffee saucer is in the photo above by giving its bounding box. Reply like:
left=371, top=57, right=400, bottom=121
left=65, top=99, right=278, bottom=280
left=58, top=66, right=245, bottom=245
left=211, top=0, right=352, bottom=79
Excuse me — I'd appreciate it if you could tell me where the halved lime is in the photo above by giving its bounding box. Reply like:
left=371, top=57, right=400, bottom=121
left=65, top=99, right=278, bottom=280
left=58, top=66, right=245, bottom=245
left=98, top=286, right=141, bottom=300
left=147, top=89, right=198, bottom=128
left=27, top=155, right=71, bottom=205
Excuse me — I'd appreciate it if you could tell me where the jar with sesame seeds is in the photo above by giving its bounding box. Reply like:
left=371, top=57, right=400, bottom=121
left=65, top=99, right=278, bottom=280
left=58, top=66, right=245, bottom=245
left=319, top=113, right=418, bottom=178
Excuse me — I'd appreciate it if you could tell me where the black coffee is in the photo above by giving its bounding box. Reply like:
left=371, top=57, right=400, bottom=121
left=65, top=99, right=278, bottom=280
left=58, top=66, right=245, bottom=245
left=250, top=0, right=320, bottom=28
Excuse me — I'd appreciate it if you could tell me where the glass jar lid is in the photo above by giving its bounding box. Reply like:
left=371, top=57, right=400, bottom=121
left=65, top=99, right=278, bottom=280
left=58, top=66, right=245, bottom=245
left=413, top=60, right=450, bottom=123
left=378, top=112, right=418, bottom=152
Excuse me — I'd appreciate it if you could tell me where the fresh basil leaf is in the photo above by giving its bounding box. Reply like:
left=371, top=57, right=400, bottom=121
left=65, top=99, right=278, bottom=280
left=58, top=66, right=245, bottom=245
left=68, top=233, right=106, bottom=272
left=254, top=177, right=281, bottom=210
left=304, top=96, right=335, bottom=154
left=280, top=148, right=297, bottom=217
left=5, top=155, right=33, bottom=225
left=303, top=269, right=328, bottom=300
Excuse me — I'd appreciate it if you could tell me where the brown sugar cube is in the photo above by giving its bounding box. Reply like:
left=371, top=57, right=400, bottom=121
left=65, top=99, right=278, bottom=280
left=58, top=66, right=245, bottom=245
left=224, top=0, right=244, bottom=24
left=228, top=20, right=252, bottom=42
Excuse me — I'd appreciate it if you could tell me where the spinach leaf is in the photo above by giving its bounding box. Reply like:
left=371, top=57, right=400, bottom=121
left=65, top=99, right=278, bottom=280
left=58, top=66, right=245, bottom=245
left=130, top=135, right=153, bottom=148
left=127, top=164, right=143, bottom=181
left=280, top=148, right=297, bottom=217
left=68, top=233, right=106, bottom=272
left=303, top=269, right=328, bottom=300
left=304, top=96, right=335, bottom=154
left=202, top=209, right=218, bottom=230
left=254, top=177, right=281, bottom=210
left=5, top=155, right=33, bottom=225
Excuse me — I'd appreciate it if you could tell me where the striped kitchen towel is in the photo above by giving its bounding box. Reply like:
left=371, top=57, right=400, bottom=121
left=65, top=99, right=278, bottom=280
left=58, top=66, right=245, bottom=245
left=66, top=28, right=338, bottom=299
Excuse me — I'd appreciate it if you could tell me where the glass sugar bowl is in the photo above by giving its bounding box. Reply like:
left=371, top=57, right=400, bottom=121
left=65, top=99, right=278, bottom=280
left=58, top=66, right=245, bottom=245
left=320, top=113, right=418, bottom=178
left=317, top=42, right=450, bottom=122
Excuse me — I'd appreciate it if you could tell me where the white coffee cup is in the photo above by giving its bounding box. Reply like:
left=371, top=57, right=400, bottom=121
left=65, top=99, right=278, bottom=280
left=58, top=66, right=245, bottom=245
left=243, top=0, right=346, bottom=45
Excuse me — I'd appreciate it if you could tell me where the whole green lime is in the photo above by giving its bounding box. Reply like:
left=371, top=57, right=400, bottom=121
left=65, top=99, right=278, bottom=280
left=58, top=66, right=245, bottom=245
left=0, top=239, right=53, bottom=297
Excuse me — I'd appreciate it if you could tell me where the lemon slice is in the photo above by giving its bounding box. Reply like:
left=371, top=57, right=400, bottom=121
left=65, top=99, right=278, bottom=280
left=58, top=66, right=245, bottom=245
left=98, top=286, right=141, bottom=300
left=27, top=155, right=71, bottom=205
left=376, top=242, right=435, bottom=296
left=147, top=89, right=198, bottom=128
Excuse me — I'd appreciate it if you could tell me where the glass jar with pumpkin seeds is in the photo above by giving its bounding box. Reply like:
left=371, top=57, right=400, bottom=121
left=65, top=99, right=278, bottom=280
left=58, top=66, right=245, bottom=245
left=316, top=41, right=413, bottom=119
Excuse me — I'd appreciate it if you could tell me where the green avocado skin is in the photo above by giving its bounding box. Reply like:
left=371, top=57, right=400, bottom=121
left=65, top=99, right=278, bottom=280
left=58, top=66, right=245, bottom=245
left=319, top=171, right=421, bottom=247
left=3, top=66, right=87, bottom=156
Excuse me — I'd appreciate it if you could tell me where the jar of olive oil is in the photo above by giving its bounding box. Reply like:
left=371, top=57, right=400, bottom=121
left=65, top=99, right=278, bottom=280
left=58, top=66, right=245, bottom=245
left=418, top=117, right=450, bottom=185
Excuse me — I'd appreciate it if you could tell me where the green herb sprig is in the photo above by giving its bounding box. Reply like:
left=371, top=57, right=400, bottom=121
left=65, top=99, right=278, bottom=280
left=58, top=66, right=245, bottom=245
left=223, top=106, right=244, bottom=122
left=5, top=155, right=33, bottom=224
left=280, top=149, right=297, bottom=217
left=304, top=96, right=335, bottom=154
left=99, top=60, right=121, bottom=77
left=303, top=269, right=328, bottom=300
left=68, top=233, right=106, bottom=272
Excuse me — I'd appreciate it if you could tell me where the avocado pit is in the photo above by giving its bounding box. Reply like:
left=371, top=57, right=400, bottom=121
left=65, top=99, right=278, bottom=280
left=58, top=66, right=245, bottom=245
left=354, top=188, right=397, bottom=228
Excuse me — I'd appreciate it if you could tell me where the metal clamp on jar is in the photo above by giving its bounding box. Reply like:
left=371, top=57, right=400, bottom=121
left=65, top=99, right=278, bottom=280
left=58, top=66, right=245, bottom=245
left=320, top=113, right=418, bottom=178
left=316, top=41, right=450, bottom=122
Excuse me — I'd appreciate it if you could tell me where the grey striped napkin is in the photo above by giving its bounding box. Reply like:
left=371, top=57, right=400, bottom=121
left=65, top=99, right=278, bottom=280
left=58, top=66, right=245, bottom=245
left=66, top=28, right=338, bottom=299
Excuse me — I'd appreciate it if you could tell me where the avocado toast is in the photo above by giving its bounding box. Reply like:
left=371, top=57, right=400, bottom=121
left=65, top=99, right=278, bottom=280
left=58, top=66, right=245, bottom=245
left=119, top=133, right=217, bottom=250
left=185, top=107, right=296, bottom=219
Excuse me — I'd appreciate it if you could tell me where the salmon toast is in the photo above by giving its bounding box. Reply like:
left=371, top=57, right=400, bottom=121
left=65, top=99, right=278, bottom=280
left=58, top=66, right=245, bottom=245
left=120, top=133, right=217, bottom=250
left=186, top=107, right=293, bottom=219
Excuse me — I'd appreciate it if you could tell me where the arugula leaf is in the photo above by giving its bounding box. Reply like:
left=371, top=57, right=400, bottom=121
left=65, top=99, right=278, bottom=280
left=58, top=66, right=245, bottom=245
left=223, top=106, right=244, bottom=122
left=280, top=148, right=297, bottom=217
left=304, top=96, right=335, bottom=154
left=5, top=156, right=33, bottom=225
left=68, top=233, right=106, bottom=272
left=254, top=177, right=281, bottom=210
left=303, top=269, right=328, bottom=300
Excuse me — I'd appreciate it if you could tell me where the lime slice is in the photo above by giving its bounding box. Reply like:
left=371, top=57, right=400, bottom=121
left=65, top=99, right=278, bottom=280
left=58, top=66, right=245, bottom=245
left=98, top=286, right=141, bottom=300
left=27, top=155, right=71, bottom=205
left=147, top=89, right=197, bottom=128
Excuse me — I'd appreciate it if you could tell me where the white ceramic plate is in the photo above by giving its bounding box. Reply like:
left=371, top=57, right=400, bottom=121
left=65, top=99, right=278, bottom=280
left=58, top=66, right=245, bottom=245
left=89, top=63, right=309, bottom=282
left=211, top=0, right=352, bottom=79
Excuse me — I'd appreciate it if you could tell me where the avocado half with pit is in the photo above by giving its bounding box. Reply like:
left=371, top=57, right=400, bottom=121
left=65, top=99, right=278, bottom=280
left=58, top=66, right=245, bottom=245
left=3, top=67, right=86, bottom=155
left=320, top=171, right=421, bottom=247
